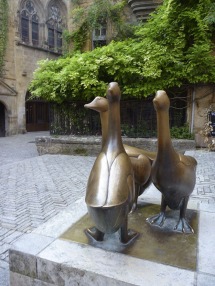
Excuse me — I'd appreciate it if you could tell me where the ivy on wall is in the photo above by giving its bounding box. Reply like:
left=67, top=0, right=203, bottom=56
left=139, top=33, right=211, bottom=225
left=0, top=0, right=8, bottom=76
left=64, top=0, right=132, bottom=52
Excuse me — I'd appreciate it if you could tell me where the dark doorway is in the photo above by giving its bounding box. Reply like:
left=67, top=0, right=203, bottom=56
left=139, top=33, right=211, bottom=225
left=0, top=102, right=5, bottom=137
left=26, top=100, right=50, bottom=132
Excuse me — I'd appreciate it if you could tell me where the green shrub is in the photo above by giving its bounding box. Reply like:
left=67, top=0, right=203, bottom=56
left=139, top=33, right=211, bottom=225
left=170, top=124, right=194, bottom=139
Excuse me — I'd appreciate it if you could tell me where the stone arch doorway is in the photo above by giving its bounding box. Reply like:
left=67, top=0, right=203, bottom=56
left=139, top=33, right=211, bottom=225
left=0, top=102, right=6, bottom=137
left=25, top=92, right=50, bottom=132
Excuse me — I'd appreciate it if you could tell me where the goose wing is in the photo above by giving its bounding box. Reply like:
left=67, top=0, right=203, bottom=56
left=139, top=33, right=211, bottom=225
left=106, top=153, right=134, bottom=207
left=86, top=152, right=134, bottom=208
left=124, top=144, right=156, bottom=162
left=85, top=152, right=109, bottom=207
left=179, top=153, right=197, bottom=167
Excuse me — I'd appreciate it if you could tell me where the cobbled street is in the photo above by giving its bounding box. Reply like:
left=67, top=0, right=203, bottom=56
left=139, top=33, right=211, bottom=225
left=0, top=132, right=215, bottom=285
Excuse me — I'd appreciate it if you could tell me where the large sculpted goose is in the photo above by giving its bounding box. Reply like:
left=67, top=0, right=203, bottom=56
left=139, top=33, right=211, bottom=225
left=84, top=96, right=152, bottom=208
left=85, top=82, right=138, bottom=244
left=147, top=90, right=197, bottom=233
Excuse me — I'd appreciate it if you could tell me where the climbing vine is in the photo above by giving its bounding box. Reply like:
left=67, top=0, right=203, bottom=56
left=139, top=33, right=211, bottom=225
left=64, top=0, right=132, bottom=52
left=0, top=0, right=8, bottom=76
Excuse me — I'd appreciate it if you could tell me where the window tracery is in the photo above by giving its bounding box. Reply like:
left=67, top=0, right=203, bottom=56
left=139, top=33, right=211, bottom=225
left=20, top=0, right=39, bottom=46
left=18, top=0, right=67, bottom=54
left=47, top=2, right=64, bottom=52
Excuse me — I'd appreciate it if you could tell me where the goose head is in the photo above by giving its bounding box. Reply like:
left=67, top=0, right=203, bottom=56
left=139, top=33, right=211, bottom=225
left=84, top=97, right=108, bottom=113
left=153, top=90, right=170, bottom=112
left=106, top=82, right=121, bottom=102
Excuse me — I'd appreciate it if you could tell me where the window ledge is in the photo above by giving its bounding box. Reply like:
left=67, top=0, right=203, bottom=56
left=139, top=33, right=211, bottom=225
left=16, top=40, right=62, bottom=55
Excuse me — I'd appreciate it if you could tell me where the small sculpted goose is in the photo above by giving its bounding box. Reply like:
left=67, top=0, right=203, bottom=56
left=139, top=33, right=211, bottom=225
left=147, top=90, right=197, bottom=233
left=85, top=97, right=152, bottom=209
left=85, top=82, right=138, bottom=244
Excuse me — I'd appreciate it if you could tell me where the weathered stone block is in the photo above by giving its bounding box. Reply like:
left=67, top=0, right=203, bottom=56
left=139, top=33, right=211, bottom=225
left=10, top=272, right=56, bottom=286
left=35, top=136, right=196, bottom=156
left=9, top=249, right=37, bottom=278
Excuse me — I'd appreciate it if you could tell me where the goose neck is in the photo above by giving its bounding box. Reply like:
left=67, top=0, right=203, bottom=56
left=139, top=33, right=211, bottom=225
left=100, top=110, right=108, bottom=148
left=106, top=100, right=123, bottom=150
left=156, top=110, right=173, bottom=150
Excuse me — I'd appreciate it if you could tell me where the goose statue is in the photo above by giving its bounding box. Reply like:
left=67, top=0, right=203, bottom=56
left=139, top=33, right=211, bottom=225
left=147, top=90, right=197, bottom=233
left=84, top=97, right=152, bottom=209
left=85, top=82, right=138, bottom=244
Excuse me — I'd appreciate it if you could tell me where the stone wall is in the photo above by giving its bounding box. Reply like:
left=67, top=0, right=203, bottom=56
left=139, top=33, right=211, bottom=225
left=187, top=85, right=215, bottom=135
left=0, top=0, right=70, bottom=135
left=35, top=136, right=196, bottom=156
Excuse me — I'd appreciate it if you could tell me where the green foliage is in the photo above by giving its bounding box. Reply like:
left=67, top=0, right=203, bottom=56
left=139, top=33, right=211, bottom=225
left=121, top=122, right=156, bottom=138
left=170, top=124, right=194, bottom=140
left=0, top=0, right=8, bottom=76
left=65, top=21, right=89, bottom=52
left=50, top=102, right=101, bottom=135
left=204, top=2, right=215, bottom=26
left=65, top=0, right=130, bottom=51
left=29, top=0, right=215, bottom=102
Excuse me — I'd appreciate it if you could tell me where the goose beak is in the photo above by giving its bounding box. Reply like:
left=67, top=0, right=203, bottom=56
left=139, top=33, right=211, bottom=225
left=84, top=103, right=90, bottom=109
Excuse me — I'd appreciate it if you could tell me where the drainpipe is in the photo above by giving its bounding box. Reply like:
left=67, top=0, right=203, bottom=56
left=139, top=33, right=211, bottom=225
left=190, top=87, right=195, bottom=134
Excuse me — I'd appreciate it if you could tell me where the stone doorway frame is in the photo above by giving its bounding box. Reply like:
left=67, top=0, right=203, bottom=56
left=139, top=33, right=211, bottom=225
left=0, top=101, right=6, bottom=136
left=0, top=80, right=17, bottom=136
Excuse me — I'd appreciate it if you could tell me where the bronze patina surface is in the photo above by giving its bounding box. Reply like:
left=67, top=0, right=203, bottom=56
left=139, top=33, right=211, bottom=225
left=60, top=202, right=198, bottom=270
left=85, top=82, right=138, bottom=244
left=85, top=96, right=153, bottom=210
left=147, top=91, right=198, bottom=233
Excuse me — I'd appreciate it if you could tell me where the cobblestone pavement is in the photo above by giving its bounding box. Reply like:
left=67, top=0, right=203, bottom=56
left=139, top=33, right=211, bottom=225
left=0, top=132, right=95, bottom=285
left=0, top=133, right=215, bottom=285
left=189, top=150, right=215, bottom=204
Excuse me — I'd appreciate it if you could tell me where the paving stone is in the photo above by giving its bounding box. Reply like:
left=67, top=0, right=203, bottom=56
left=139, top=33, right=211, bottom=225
left=197, top=273, right=215, bottom=286
left=1, top=231, right=23, bottom=244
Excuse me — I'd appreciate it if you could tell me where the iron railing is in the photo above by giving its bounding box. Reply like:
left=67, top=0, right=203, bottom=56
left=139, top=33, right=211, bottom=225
left=49, top=95, right=187, bottom=137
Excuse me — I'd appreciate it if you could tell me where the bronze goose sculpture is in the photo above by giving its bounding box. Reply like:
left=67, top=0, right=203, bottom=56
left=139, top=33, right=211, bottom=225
left=84, top=96, right=152, bottom=209
left=147, top=90, right=197, bottom=233
left=85, top=82, right=138, bottom=244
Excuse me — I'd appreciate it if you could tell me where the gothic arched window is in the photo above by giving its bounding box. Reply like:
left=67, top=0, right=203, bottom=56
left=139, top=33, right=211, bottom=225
left=47, top=1, right=65, bottom=52
left=20, top=0, right=39, bottom=46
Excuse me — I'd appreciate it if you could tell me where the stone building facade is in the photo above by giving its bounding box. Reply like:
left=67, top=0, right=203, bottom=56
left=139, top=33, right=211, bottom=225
left=187, top=85, right=215, bottom=146
left=0, top=0, right=214, bottom=138
left=0, top=0, right=70, bottom=136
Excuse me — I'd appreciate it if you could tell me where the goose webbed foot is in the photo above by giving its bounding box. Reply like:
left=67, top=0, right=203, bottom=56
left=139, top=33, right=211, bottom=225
left=119, top=216, right=139, bottom=245
left=175, top=196, right=194, bottom=233
left=174, top=218, right=194, bottom=234
left=146, top=212, right=166, bottom=227
left=85, top=227, right=104, bottom=241
left=119, top=228, right=139, bottom=245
